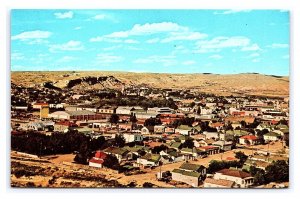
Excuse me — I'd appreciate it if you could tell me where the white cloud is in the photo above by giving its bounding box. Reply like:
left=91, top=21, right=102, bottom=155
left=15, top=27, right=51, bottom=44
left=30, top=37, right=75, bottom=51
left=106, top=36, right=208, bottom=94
left=11, top=53, right=24, bottom=60
left=267, top=43, right=289, bottom=48
left=11, top=30, right=52, bottom=40
left=252, top=58, right=261, bottom=63
left=213, top=10, right=252, bottom=15
left=209, top=54, right=223, bottom=60
left=96, top=53, right=123, bottom=64
left=91, top=22, right=186, bottom=42
left=133, top=55, right=177, bottom=66
left=74, top=26, right=82, bottom=30
left=102, top=45, right=123, bottom=51
left=282, top=55, right=290, bottom=59
left=182, top=60, right=196, bottom=65
left=161, top=32, right=207, bottom=43
left=93, top=14, right=107, bottom=20
left=146, top=38, right=160, bottom=43
left=241, top=43, right=261, bottom=51
left=54, top=11, right=73, bottom=19
left=57, top=56, right=76, bottom=63
left=124, top=39, right=139, bottom=44
left=197, top=36, right=250, bottom=50
left=247, top=53, right=260, bottom=58
left=49, top=40, right=84, bottom=52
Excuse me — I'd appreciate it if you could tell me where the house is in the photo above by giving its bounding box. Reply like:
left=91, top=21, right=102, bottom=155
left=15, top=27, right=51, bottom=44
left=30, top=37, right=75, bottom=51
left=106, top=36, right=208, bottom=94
left=198, top=145, right=220, bottom=155
left=123, top=133, right=143, bottom=143
left=197, top=138, right=215, bottom=147
left=154, top=125, right=165, bottom=134
left=118, top=122, right=133, bottom=131
left=212, top=141, right=233, bottom=151
left=89, top=151, right=107, bottom=168
left=98, top=107, right=116, bottom=114
left=175, top=125, right=199, bottom=135
left=180, top=147, right=198, bottom=160
left=243, top=159, right=270, bottom=171
left=171, top=163, right=206, bottom=187
left=204, top=177, right=236, bottom=188
left=263, top=132, right=281, bottom=142
left=169, top=142, right=182, bottom=151
left=136, top=153, right=161, bottom=167
left=239, top=135, right=259, bottom=145
left=116, top=106, right=134, bottom=115
left=203, top=131, right=219, bottom=140
left=54, top=121, right=78, bottom=132
left=103, top=147, right=130, bottom=163
left=141, top=126, right=154, bottom=135
left=213, top=168, right=254, bottom=188
left=160, top=149, right=184, bottom=163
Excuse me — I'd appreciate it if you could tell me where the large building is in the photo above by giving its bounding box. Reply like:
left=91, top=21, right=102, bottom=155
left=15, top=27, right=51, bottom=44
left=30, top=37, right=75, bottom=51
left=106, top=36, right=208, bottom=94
left=48, top=110, right=102, bottom=120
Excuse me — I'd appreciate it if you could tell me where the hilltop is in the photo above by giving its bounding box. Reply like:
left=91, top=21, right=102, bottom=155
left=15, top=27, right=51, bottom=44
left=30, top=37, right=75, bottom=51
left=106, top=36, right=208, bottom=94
left=11, top=71, right=289, bottom=97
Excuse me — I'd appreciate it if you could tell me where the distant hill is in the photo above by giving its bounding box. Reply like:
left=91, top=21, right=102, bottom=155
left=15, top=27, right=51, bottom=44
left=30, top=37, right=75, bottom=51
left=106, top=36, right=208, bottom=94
left=11, top=71, right=289, bottom=97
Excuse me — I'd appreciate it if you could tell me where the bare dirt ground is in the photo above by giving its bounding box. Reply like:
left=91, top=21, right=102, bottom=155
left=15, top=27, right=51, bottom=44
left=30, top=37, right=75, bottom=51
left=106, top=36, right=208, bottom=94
left=11, top=71, right=289, bottom=97
left=10, top=141, right=288, bottom=188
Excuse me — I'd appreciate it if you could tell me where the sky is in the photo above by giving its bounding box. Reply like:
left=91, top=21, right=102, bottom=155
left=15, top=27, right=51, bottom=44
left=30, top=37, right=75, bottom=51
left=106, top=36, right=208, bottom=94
left=10, top=9, right=290, bottom=75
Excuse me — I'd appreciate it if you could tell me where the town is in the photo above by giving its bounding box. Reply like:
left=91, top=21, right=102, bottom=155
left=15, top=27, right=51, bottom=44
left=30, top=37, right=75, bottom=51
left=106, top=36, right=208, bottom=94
left=10, top=74, right=289, bottom=188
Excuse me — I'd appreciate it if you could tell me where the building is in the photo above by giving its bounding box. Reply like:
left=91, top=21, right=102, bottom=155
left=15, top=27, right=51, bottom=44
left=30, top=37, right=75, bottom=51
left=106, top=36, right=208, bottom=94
left=263, top=132, right=281, bottom=142
left=212, top=141, right=233, bottom=151
left=136, top=153, right=161, bottom=167
left=123, top=133, right=143, bottom=143
left=89, top=151, right=107, bottom=168
left=147, top=107, right=174, bottom=114
left=171, top=163, right=206, bottom=187
left=204, top=178, right=236, bottom=188
left=239, top=135, right=259, bottom=145
left=32, top=102, right=48, bottom=110
left=213, top=168, right=254, bottom=188
left=48, top=110, right=101, bottom=120
left=54, top=121, right=78, bottom=132
left=40, top=105, right=49, bottom=119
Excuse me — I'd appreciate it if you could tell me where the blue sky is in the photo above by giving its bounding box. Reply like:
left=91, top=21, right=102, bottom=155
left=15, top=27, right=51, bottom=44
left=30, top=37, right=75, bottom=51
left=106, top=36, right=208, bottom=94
left=11, top=9, right=289, bottom=75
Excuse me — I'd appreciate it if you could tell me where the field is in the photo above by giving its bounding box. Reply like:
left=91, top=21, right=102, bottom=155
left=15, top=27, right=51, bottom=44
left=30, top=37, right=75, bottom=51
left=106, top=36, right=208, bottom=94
left=11, top=71, right=289, bottom=97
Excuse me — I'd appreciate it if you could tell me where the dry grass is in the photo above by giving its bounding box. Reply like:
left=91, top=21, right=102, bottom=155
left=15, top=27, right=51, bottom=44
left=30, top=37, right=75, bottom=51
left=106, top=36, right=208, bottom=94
left=11, top=71, right=289, bottom=97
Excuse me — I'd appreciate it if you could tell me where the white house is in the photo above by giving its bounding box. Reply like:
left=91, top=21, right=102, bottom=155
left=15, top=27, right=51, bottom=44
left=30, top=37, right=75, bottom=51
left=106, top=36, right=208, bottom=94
left=123, top=133, right=143, bottom=143
left=213, top=169, right=254, bottom=188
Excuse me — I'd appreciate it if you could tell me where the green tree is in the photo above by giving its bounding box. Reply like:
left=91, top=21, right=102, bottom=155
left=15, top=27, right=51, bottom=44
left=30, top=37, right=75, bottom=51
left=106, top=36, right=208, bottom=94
left=103, top=154, right=119, bottom=170
left=114, top=134, right=125, bottom=147
left=265, top=160, right=289, bottom=183
left=130, top=113, right=138, bottom=123
left=109, top=113, right=119, bottom=124
left=181, top=139, right=194, bottom=149
left=235, top=151, right=248, bottom=164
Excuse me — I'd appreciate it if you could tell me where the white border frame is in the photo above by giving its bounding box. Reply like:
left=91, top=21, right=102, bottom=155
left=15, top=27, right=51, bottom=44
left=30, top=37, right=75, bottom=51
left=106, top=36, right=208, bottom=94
left=1, top=1, right=299, bottom=199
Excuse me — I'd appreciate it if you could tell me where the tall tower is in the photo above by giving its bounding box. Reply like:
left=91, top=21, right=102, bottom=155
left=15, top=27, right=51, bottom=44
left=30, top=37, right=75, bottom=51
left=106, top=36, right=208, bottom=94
left=40, top=105, right=49, bottom=119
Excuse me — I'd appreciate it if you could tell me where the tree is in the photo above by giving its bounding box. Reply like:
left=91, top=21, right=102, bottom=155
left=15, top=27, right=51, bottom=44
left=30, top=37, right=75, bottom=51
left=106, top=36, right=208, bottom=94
left=144, top=117, right=159, bottom=126
left=196, top=107, right=201, bottom=115
left=265, top=160, right=289, bottom=183
left=181, top=139, right=194, bottom=149
left=114, top=134, right=125, bottom=147
left=207, top=160, right=240, bottom=174
left=103, top=154, right=119, bottom=170
left=74, top=140, right=92, bottom=165
left=109, top=113, right=119, bottom=124
left=249, top=166, right=266, bottom=185
left=152, top=144, right=168, bottom=154
left=130, top=113, right=137, bottom=123
left=235, top=151, right=248, bottom=164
